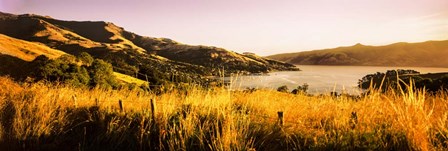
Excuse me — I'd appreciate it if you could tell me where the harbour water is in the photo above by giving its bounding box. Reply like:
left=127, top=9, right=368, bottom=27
left=223, top=65, right=448, bottom=94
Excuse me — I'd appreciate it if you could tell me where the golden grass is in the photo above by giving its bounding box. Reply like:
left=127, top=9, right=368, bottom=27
left=0, top=34, right=65, bottom=61
left=0, top=76, right=448, bottom=150
left=113, top=72, right=148, bottom=86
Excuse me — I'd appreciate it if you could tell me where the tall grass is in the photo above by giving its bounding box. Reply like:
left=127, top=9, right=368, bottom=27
left=0, top=76, right=448, bottom=150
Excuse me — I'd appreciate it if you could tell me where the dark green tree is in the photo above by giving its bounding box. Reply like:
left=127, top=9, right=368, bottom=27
left=32, top=55, right=90, bottom=87
left=89, top=59, right=118, bottom=89
left=64, top=64, right=90, bottom=87
left=58, top=54, right=77, bottom=64
left=277, top=85, right=289, bottom=93
left=77, top=52, right=94, bottom=66
left=292, top=83, right=309, bottom=94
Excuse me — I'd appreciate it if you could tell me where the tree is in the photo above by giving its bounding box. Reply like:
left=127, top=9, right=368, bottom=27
left=32, top=55, right=50, bottom=66
left=77, top=52, right=94, bottom=66
left=64, top=64, right=90, bottom=87
left=89, top=59, right=118, bottom=89
left=58, top=54, right=77, bottom=64
left=277, top=85, right=289, bottom=93
left=292, top=83, right=309, bottom=94
left=36, top=58, right=65, bottom=81
left=138, top=64, right=167, bottom=85
left=32, top=55, right=90, bottom=86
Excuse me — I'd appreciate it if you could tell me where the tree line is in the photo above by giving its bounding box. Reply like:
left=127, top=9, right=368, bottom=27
left=358, top=69, right=448, bottom=93
left=30, top=52, right=119, bottom=89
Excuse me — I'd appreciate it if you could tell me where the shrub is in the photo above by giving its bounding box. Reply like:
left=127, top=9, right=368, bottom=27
left=89, top=59, right=118, bottom=89
left=30, top=55, right=118, bottom=89
left=77, top=52, right=94, bottom=66
left=292, top=83, right=309, bottom=94
left=33, top=55, right=89, bottom=86
left=277, top=85, right=289, bottom=93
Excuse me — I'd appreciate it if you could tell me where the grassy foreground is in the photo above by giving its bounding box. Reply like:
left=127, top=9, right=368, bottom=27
left=1, top=76, right=448, bottom=150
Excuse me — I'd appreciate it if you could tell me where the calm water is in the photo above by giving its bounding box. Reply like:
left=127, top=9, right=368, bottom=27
left=224, top=65, right=448, bottom=95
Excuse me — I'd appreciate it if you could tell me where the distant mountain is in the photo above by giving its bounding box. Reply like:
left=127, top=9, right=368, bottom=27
left=267, top=41, right=448, bottom=67
left=0, top=11, right=298, bottom=81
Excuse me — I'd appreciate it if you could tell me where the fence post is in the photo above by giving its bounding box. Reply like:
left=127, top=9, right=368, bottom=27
left=150, top=99, right=156, bottom=121
left=95, top=98, right=99, bottom=106
left=277, top=111, right=284, bottom=126
left=119, top=100, right=123, bottom=112
left=72, top=95, right=78, bottom=108
left=350, top=111, right=358, bottom=129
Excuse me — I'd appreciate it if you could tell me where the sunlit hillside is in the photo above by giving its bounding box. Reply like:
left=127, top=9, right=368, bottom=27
left=0, top=76, right=447, bottom=150
left=0, top=34, right=65, bottom=61
left=0, top=12, right=298, bottom=77
left=113, top=72, right=148, bottom=86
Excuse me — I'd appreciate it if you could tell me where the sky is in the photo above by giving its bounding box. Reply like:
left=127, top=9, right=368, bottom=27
left=1, top=0, right=448, bottom=56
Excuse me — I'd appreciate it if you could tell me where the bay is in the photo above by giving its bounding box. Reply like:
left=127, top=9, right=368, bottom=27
left=223, top=65, right=448, bottom=94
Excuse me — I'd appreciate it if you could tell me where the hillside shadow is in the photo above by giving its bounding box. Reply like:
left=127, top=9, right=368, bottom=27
left=0, top=100, right=19, bottom=150
left=40, top=18, right=122, bottom=44
left=0, top=54, right=31, bottom=80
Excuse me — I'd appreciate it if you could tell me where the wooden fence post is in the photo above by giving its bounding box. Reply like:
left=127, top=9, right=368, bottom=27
left=119, top=100, right=123, bottom=112
left=150, top=99, right=156, bottom=121
left=277, top=111, right=284, bottom=126
left=95, top=98, right=99, bottom=106
left=72, top=95, right=78, bottom=108
left=350, top=111, right=358, bottom=129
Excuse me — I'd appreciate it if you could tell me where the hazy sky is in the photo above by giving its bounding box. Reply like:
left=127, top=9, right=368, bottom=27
left=1, top=0, right=448, bottom=55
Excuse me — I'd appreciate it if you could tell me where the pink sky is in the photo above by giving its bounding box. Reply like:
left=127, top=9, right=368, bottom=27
left=1, top=0, right=447, bottom=55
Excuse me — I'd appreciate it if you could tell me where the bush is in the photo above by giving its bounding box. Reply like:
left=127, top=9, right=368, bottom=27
left=138, top=64, right=167, bottom=85
left=30, top=55, right=118, bottom=89
left=292, top=83, right=309, bottom=94
left=33, top=55, right=90, bottom=86
left=359, top=70, right=448, bottom=93
left=277, top=85, right=289, bottom=93
left=77, top=52, right=94, bottom=66
left=89, top=59, right=118, bottom=89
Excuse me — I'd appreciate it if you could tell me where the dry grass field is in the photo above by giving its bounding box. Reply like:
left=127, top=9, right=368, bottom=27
left=0, top=76, right=447, bottom=150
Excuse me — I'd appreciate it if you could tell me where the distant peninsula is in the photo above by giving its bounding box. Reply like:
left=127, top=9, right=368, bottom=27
left=267, top=40, right=448, bottom=67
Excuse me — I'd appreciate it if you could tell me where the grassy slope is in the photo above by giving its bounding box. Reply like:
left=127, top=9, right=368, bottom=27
left=0, top=33, right=145, bottom=86
left=0, top=76, right=447, bottom=150
left=0, top=34, right=65, bottom=61
left=0, top=34, right=67, bottom=80
left=268, top=40, right=448, bottom=67
left=113, top=72, right=148, bottom=86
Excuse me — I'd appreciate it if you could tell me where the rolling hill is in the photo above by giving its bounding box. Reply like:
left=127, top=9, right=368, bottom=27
left=0, top=33, right=147, bottom=85
left=267, top=41, right=448, bottom=67
left=0, top=34, right=65, bottom=61
left=0, top=11, right=298, bottom=81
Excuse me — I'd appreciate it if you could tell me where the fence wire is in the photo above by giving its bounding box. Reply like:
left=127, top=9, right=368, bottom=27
left=67, top=96, right=316, bottom=126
